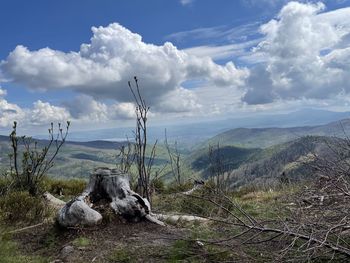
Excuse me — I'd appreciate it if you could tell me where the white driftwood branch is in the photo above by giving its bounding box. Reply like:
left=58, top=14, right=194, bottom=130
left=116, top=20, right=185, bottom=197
left=153, top=213, right=208, bottom=224
left=43, top=192, right=66, bottom=210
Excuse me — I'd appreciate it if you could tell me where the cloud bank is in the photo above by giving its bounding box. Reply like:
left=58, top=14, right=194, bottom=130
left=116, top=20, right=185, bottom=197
left=244, top=2, right=350, bottom=104
left=1, top=23, right=246, bottom=115
left=1, top=2, right=350, bottom=130
left=0, top=23, right=248, bottom=129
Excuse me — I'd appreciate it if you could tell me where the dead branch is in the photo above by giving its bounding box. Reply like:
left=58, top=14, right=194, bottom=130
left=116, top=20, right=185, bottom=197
left=165, top=129, right=182, bottom=185
left=128, top=76, right=157, bottom=202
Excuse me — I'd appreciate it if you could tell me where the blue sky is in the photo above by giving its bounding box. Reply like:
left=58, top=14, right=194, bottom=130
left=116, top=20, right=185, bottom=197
left=1, top=0, right=350, bottom=133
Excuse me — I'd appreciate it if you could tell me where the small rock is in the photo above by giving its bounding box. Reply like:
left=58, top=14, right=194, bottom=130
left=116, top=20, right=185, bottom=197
left=195, top=240, right=204, bottom=247
left=59, top=245, right=74, bottom=260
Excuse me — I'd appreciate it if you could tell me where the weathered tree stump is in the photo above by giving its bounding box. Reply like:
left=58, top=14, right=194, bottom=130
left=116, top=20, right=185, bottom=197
left=57, top=167, right=163, bottom=227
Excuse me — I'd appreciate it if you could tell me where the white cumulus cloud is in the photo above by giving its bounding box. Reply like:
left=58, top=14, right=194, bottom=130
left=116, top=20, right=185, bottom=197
left=0, top=88, right=7, bottom=97
left=0, top=23, right=247, bottom=114
left=155, top=87, right=202, bottom=113
left=63, top=95, right=108, bottom=123
left=109, top=102, right=136, bottom=120
left=243, top=2, right=350, bottom=104
left=0, top=87, right=71, bottom=128
left=64, top=94, right=136, bottom=122
left=0, top=88, right=26, bottom=127
left=30, top=100, right=71, bottom=126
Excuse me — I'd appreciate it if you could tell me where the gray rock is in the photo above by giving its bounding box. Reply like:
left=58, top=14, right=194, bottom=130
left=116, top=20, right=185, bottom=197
left=59, top=245, right=74, bottom=260
left=58, top=199, right=102, bottom=227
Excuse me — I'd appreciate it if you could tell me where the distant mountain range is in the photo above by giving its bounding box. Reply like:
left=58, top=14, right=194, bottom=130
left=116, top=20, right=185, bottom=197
left=26, top=109, right=350, bottom=148
left=187, top=117, right=350, bottom=186
left=0, top=135, right=171, bottom=179
left=0, top=136, right=128, bottom=178
left=0, top=135, right=126, bottom=150
left=1, top=112, right=350, bottom=184
left=202, top=118, right=350, bottom=148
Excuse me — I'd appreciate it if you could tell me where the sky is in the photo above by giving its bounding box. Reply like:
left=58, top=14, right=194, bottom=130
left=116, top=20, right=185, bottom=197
left=1, top=0, right=350, bottom=134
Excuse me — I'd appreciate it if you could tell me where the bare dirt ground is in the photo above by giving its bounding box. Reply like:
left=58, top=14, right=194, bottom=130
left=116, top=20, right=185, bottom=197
left=13, top=217, right=188, bottom=263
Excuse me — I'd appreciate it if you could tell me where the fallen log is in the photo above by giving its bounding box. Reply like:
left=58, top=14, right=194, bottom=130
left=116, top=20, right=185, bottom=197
left=153, top=213, right=208, bottom=224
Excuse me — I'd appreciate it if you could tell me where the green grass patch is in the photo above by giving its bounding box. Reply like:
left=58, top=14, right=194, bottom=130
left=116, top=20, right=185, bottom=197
left=0, top=191, right=52, bottom=224
left=167, top=240, right=194, bottom=262
left=0, top=233, right=49, bottom=263
left=72, top=237, right=91, bottom=247
left=42, top=177, right=86, bottom=197
left=109, top=247, right=136, bottom=263
left=166, top=239, right=233, bottom=262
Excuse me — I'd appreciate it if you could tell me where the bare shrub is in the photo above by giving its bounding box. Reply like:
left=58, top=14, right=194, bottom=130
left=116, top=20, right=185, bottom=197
left=8, top=121, right=70, bottom=196
left=128, top=77, right=157, bottom=201
left=165, top=129, right=183, bottom=186
left=116, top=139, right=136, bottom=174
